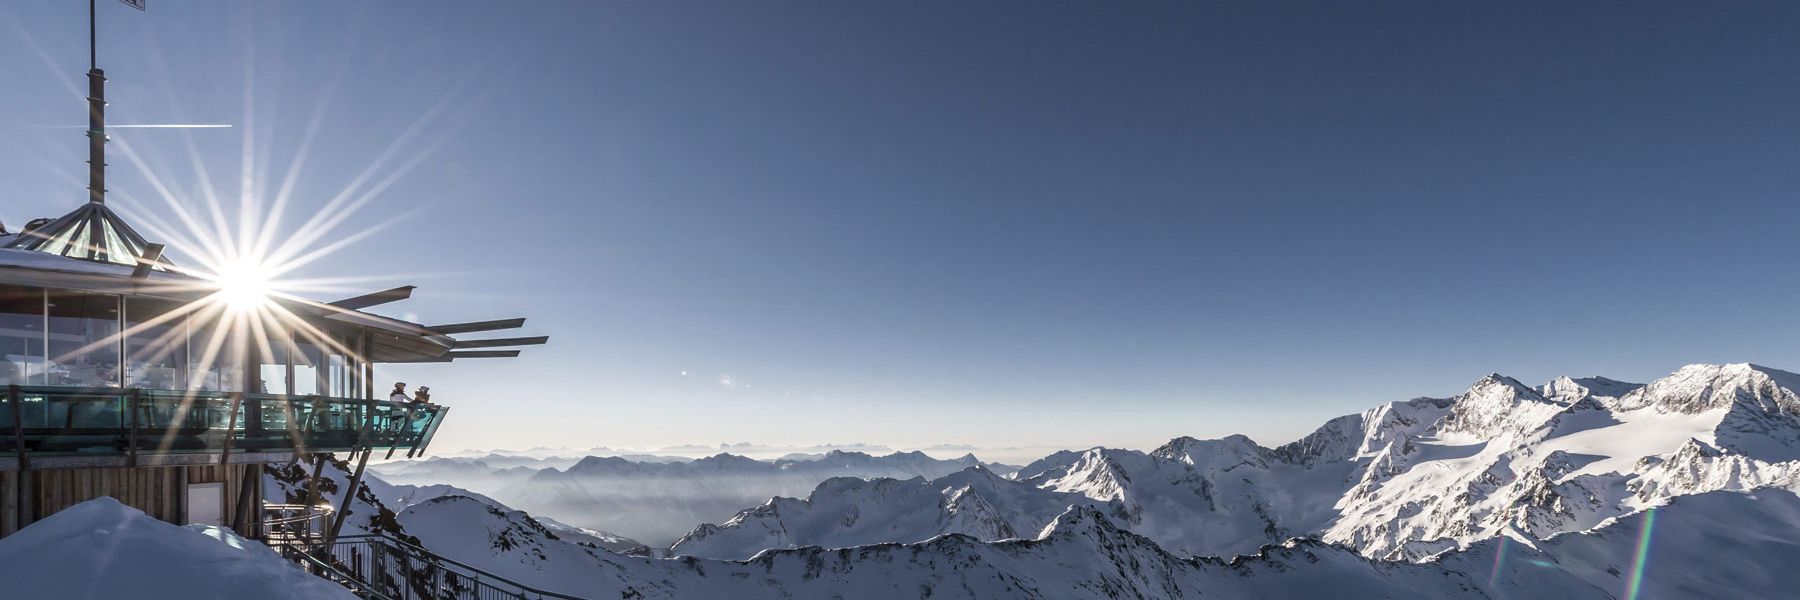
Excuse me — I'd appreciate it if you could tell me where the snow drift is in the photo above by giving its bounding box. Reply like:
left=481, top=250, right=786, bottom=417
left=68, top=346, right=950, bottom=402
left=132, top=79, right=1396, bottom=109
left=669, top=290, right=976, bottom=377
left=0, top=497, right=355, bottom=600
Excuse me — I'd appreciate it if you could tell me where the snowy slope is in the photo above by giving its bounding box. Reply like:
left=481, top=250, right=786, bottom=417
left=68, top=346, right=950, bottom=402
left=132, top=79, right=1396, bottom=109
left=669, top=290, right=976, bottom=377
left=362, top=474, right=649, bottom=554
left=391, top=475, right=1800, bottom=599
left=265, top=456, right=413, bottom=541
left=0, top=497, right=356, bottom=600
left=407, top=485, right=1800, bottom=599
left=402, top=491, right=1570, bottom=599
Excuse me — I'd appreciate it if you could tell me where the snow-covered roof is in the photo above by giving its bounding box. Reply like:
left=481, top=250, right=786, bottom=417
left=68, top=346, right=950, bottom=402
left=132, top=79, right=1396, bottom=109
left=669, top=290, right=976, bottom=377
left=0, top=497, right=356, bottom=600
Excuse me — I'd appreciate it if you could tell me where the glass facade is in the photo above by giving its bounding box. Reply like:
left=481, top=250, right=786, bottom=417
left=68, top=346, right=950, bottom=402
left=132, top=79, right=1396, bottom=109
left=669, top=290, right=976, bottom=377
left=124, top=297, right=186, bottom=390
left=0, top=284, right=368, bottom=396
left=186, top=311, right=245, bottom=392
left=0, top=282, right=448, bottom=458
left=0, top=285, right=46, bottom=385
left=45, top=292, right=121, bottom=387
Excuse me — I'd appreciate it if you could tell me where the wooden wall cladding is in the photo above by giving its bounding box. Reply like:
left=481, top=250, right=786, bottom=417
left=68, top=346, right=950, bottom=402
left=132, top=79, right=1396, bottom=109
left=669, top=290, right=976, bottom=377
left=0, top=464, right=261, bottom=539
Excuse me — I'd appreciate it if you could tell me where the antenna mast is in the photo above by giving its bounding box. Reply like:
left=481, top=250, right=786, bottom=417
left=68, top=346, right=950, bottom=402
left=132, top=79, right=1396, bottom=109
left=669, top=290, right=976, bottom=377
left=86, top=0, right=107, bottom=206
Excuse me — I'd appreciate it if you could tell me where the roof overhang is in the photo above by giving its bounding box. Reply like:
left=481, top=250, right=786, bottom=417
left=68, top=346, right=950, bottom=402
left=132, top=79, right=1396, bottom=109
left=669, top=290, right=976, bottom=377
left=0, top=247, right=547, bottom=364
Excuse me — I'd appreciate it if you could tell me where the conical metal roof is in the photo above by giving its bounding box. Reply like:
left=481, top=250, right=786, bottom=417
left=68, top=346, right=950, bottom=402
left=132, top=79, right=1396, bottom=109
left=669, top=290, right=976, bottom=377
left=0, top=201, right=167, bottom=268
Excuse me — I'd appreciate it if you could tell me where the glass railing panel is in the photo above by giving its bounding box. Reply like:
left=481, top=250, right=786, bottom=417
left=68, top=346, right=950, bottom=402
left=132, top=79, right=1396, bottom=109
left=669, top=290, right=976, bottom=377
left=415, top=406, right=448, bottom=454
left=5, top=387, right=130, bottom=456
left=130, top=390, right=237, bottom=454
left=1, top=386, right=445, bottom=457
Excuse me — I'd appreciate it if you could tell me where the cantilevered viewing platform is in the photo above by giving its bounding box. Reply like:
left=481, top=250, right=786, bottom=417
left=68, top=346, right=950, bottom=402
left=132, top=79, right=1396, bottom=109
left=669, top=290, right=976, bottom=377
left=0, top=229, right=545, bottom=538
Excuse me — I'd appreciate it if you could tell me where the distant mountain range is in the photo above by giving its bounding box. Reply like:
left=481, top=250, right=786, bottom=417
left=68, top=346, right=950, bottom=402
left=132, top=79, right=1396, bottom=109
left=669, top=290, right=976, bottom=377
left=373, top=448, right=1016, bottom=544
left=674, top=363, right=1800, bottom=561
left=319, top=362, right=1800, bottom=597
left=386, top=483, right=1800, bottom=599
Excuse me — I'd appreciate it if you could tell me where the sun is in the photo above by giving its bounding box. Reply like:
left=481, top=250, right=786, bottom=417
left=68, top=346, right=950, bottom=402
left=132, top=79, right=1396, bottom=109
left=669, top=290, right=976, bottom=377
left=211, top=260, right=275, bottom=311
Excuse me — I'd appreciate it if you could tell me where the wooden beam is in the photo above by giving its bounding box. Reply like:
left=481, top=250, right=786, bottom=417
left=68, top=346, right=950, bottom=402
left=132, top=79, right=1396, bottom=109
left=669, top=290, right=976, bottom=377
left=325, top=448, right=371, bottom=547
left=447, top=350, right=521, bottom=359
left=8, top=385, right=30, bottom=531
left=451, top=335, right=548, bottom=349
left=301, top=454, right=326, bottom=541
left=424, top=317, right=525, bottom=335
left=233, top=464, right=258, bottom=537
left=328, top=286, right=416, bottom=311
left=387, top=356, right=454, bottom=364
left=130, top=243, right=164, bottom=278
left=219, top=393, right=241, bottom=466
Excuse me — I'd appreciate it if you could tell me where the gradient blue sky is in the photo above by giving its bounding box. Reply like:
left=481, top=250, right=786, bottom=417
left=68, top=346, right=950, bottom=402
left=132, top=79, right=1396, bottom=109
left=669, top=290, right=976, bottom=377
left=4, top=1, right=1800, bottom=461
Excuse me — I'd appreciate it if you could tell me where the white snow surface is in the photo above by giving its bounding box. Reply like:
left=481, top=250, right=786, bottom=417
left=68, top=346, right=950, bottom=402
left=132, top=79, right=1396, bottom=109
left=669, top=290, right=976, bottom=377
left=0, top=497, right=355, bottom=600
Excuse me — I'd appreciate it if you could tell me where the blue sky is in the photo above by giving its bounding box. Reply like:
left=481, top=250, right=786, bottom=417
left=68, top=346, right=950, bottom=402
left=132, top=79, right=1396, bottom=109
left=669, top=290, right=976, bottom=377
left=4, top=1, right=1800, bottom=461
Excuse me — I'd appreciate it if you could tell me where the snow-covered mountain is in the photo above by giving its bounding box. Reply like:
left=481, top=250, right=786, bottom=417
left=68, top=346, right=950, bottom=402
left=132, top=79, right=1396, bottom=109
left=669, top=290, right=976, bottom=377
left=358, top=474, right=650, bottom=554
left=394, top=479, right=1800, bottom=599
left=230, top=361, right=1800, bottom=598
left=375, top=449, right=1008, bottom=545
left=669, top=363, right=1800, bottom=564
left=266, top=455, right=414, bottom=541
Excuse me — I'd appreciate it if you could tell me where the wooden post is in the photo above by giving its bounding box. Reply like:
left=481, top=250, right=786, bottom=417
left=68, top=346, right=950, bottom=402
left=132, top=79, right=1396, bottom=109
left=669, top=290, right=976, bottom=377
left=361, top=334, right=374, bottom=401
left=301, top=453, right=326, bottom=542
left=126, top=388, right=139, bottom=468
left=233, top=464, right=257, bottom=538
left=325, top=447, right=371, bottom=547
left=8, top=385, right=30, bottom=530
left=219, top=392, right=241, bottom=465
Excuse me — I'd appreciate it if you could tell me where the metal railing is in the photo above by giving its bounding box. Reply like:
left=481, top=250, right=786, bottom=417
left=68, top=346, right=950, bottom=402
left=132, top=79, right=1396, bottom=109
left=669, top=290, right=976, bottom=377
left=262, top=502, right=334, bottom=546
left=274, top=534, right=589, bottom=600
left=0, top=384, right=447, bottom=461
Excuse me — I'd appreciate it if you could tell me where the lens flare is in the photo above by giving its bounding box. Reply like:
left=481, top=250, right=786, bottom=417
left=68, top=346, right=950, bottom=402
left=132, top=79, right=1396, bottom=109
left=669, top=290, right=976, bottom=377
left=1625, top=507, right=1658, bottom=600
left=209, top=260, right=274, bottom=311
left=1489, top=535, right=1508, bottom=589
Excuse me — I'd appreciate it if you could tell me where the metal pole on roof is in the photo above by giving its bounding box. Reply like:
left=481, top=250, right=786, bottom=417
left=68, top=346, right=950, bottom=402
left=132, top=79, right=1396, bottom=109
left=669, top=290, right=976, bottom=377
left=86, top=0, right=109, bottom=208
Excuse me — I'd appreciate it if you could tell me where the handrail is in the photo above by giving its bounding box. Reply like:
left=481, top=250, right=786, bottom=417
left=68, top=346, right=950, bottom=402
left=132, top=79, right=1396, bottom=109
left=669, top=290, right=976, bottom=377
left=276, top=542, right=398, bottom=600
left=0, top=385, right=446, bottom=459
left=262, top=503, right=334, bottom=528
left=332, top=534, right=589, bottom=599
left=273, top=533, right=590, bottom=600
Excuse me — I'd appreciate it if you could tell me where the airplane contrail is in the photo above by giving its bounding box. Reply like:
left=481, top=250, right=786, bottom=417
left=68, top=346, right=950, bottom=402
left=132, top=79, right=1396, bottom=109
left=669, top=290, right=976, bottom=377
left=48, top=123, right=233, bottom=128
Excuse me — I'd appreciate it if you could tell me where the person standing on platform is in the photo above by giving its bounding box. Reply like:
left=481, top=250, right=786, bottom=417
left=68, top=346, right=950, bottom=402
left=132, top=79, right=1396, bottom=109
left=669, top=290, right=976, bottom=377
left=389, top=382, right=412, bottom=403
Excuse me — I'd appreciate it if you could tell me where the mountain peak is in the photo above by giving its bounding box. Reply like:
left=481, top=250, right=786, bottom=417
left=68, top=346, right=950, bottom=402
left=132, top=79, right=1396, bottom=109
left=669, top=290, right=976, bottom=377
left=1619, top=363, right=1800, bottom=415
left=1470, top=373, right=1542, bottom=397
left=1540, top=376, right=1643, bottom=405
left=1034, top=505, right=1116, bottom=542
left=1151, top=435, right=1268, bottom=469
left=1433, top=373, right=1561, bottom=439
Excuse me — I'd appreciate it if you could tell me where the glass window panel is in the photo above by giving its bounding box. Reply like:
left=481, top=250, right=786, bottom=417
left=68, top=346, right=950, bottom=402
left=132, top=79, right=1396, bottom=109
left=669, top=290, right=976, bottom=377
left=256, top=339, right=288, bottom=395
left=186, top=314, right=244, bottom=392
left=41, top=224, right=83, bottom=258
left=329, top=352, right=349, bottom=397
left=293, top=340, right=322, bottom=396
left=45, top=292, right=121, bottom=387
left=124, top=297, right=187, bottom=390
left=0, top=285, right=45, bottom=385
left=101, top=221, right=136, bottom=265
